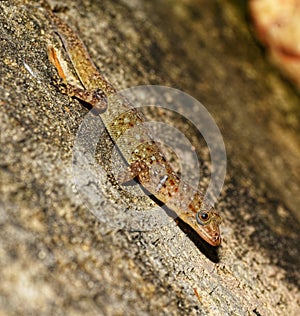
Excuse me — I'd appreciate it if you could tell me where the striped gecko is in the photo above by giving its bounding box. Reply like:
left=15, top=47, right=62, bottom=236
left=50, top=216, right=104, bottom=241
left=46, top=9, right=222, bottom=246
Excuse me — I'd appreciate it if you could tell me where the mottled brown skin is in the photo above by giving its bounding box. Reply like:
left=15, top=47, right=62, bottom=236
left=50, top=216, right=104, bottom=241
left=46, top=8, right=222, bottom=246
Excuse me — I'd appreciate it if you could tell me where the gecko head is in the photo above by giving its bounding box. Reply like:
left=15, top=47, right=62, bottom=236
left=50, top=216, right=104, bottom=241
left=180, top=208, right=222, bottom=246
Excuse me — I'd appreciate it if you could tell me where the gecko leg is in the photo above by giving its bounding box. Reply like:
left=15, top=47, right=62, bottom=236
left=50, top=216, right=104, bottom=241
left=64, top=84, right=108, bottom=113
left=48, top=45, right=107, bottom=112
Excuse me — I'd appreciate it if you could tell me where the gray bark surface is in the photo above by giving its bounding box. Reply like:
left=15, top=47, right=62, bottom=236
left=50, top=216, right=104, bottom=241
left=0, top=0, right=299, bottom=315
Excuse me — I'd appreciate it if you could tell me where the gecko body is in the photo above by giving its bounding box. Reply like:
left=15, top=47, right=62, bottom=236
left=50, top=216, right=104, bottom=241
left=46, top=9, right=222, bottom=246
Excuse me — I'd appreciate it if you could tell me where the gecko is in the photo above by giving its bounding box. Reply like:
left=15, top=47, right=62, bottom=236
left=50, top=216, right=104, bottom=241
left=46, top=8, right=222, bottom=246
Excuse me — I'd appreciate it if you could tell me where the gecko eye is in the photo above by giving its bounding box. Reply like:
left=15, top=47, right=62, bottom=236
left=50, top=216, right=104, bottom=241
left=196, top=211, right=211, bottom=225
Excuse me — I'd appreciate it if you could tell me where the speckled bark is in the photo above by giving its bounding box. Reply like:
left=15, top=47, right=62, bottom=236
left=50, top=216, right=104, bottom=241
left=0, top=0, right=299, bottom=315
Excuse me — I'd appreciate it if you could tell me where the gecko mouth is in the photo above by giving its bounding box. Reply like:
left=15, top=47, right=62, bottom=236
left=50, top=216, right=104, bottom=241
left=211, top=233, right=221, bottom=245
left=201, top=229, right=221, bottom=246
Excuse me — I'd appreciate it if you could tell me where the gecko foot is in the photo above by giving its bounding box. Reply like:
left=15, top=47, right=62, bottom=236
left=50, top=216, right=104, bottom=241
left=66, top=85, right=108, bottom=113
